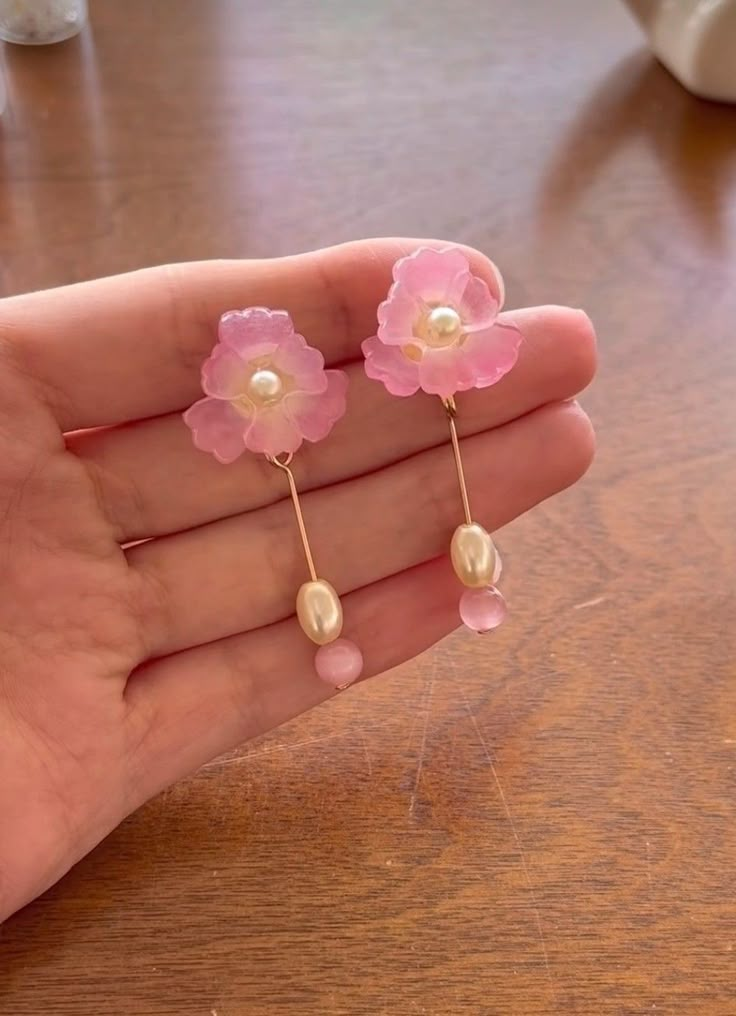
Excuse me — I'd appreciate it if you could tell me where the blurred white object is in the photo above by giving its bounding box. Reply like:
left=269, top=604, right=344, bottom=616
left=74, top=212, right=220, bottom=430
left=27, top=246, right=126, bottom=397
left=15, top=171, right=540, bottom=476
left=0, top=0, right=87, bottom=44
left=624, top=0, right=736, bottom=102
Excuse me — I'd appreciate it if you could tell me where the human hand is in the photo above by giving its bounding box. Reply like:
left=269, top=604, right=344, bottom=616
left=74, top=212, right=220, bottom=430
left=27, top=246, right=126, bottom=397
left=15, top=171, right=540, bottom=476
left=0, top=239, right=595, bottom=920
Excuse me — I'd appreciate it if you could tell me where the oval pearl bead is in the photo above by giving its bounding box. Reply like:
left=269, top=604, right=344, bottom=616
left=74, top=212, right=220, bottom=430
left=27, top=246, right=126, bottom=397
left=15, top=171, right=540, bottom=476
left=296, top=579, right=343, bottom=646
left=450, top=523, right=498, bottom=588
left=459, top=586, right=507, bottom=633
left=315, top=638, right=363, bottom=688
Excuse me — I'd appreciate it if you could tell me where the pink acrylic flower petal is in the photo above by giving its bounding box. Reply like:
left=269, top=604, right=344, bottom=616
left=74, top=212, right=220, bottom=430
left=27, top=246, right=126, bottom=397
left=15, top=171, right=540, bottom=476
left=361, top=334, right=421, bottom=397
left=393, top=247, right=470, bottom=306
left=244, top=405, right=303, bottom=457
left=218, top=307, right=294, bottom=356
left=271, top=334, right=329, bottom=394
left=458, top=274, right=500, bottom=332
left=463, top=321, right=523, bottom=388
left=286, top=370, right=348, bottom=443
left=201, top=345, right=251, bottom=399
left=183, top=397, right=248, bottom=464
left=376, top=284, right=421, bottom=346
left=418, top=347, right=470, bottom=398
left=362, top=247, right=521, bottom=400
left=187, top=306, right=354, bottom=463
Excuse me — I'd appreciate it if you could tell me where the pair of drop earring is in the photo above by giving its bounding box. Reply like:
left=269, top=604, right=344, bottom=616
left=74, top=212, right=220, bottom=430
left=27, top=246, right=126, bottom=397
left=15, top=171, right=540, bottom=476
left=184, top=246, right=523, bottom=690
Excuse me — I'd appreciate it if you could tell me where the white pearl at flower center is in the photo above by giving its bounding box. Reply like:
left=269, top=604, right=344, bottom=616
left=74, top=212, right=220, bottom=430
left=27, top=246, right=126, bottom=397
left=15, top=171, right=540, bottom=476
left=426, top=305, right=462, bottom=346
left=248, top=368, right=283, bottom=404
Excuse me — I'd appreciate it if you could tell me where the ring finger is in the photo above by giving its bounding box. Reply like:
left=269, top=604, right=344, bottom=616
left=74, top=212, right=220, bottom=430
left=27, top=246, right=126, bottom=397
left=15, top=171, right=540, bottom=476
left=127, top=400, right=595, bottom=658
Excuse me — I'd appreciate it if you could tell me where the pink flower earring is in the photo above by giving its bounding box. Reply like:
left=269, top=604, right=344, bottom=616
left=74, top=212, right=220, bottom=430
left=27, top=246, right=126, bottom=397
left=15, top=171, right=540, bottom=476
left=362, top=247, right=523, bottom=633
left=184, top=307, right=362, bottom=689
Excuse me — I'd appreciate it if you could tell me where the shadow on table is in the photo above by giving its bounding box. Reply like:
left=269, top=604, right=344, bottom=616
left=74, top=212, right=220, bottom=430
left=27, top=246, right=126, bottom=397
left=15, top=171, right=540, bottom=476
left=538, top=50, right=736, bottom=253
left=0, top=667, right=536, bottom=988
left=0, top=737, right=448, bottom=982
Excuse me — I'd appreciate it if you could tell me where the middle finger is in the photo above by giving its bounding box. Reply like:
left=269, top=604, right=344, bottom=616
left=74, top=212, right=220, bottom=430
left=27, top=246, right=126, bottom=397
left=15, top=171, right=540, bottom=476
left=73, top=305, right=595, bottom=542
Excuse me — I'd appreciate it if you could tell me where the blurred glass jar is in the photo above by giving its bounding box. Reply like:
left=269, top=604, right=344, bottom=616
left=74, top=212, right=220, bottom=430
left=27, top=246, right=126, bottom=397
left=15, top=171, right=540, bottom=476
left=0, top=0, right=87, bottom=44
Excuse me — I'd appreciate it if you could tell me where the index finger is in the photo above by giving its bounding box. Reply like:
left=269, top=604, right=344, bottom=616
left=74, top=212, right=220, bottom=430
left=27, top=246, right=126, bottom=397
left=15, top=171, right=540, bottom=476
left=0, top=238, right=504, bottom=432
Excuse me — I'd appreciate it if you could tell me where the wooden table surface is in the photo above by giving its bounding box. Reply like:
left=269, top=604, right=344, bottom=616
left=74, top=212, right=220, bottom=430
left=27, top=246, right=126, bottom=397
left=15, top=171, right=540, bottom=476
left=1, top=1, right=735, bottom=1013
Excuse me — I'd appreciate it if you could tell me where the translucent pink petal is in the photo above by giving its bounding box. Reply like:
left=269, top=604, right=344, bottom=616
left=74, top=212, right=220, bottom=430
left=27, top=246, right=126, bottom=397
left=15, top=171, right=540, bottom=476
left=376, top=283, right=421, bottom=346
left=218, top=307, right=294, bottom=356
left=244, top=405, right=303, bottom=457
left=183, top=397, right=248, bottom=464
left=454, top=351, right=484, bottom=393
left=463, top=321, right=522, bottom=388
left=418, top=347, right=469, bottom=398
left=201, top=344, right=250, bottom=399
left=360, top=248, right=521, bottom=402
left=188, top=308, right=354, bottom=460
left=393, top=247, right=470, bottom=306
left=286, top=370, right=348, bottom=443
left=458, top=274, right=499, bottom=331
left=271, top=333, right=328, bottom=394
left=361, top=334, right=421, bottom=397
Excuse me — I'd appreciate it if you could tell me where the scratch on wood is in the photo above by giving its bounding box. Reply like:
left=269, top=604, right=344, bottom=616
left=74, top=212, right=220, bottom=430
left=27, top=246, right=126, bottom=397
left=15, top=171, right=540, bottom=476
left=202, top=732, right=346, bottom=770
left=408, top=662, right=437, bottom=818
left=572, top=595, right=606, bottom=610
left=457, top=677, right=554, bottom=987
left=357, top=726, right=373, bottom=778
left=646, top=840, right=653, bottom=889
left=404, top=673, right=425, bottom=748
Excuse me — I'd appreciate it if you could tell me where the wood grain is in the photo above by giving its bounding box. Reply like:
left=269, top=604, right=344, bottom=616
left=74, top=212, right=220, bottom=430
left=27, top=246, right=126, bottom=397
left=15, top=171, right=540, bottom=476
left=1, top=0, right=735, bottom=1013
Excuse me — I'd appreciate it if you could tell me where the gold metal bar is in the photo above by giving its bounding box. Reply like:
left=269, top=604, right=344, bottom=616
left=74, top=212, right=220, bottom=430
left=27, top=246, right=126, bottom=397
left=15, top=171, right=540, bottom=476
left=268, top=454, right=318, bottom=582
left=442, top=396, right=473, bottom=526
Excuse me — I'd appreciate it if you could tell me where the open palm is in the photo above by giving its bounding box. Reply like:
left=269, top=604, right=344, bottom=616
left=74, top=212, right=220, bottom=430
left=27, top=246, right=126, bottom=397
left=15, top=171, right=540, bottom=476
left=0, top=238, right=595, bottom=920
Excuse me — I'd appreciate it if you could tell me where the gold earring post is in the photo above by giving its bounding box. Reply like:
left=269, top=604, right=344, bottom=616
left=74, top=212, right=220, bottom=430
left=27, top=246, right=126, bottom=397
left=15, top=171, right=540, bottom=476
left=268, top=451, right=347, bottom=660
left=267, top=453, right=318, bottom=582
left=442, top=396, right=472, bottom=526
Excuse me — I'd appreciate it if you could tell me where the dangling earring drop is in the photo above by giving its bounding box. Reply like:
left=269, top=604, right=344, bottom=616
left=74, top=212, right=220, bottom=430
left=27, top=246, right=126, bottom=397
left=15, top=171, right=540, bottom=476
left=184, top=306, right=363, bottom=688
left=442, top=393, right=506, bottom=633
left=361, top=246, right=523, bottom=632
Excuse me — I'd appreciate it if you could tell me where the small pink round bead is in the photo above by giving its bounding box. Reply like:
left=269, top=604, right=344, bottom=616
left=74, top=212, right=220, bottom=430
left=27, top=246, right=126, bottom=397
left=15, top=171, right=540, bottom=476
left=459, top=586, right=507, bottom=633
left=315, top=638, right=363, bottom=688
